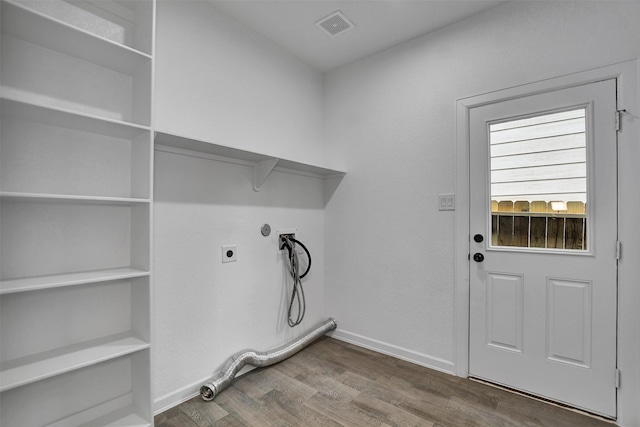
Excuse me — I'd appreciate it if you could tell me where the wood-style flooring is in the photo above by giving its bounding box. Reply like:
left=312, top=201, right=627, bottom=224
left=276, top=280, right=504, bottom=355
left=154, top=337, right=615, bottom=427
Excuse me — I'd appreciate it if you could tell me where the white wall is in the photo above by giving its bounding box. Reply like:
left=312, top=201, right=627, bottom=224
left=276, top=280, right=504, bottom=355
left=153, top=151, right=326, bottom=410
left=323, top=1, right=640, bottom=424
left=154, top=0, right=324, bottom=165
left=153, top=0, right=327, bottom=411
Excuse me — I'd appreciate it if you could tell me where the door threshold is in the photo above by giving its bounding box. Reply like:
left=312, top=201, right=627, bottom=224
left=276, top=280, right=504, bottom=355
left=468, top=376, right=617, bottom=424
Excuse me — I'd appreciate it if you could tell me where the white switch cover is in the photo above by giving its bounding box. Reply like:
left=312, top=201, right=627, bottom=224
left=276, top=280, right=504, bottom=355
left=222, top=245, right=237, bottom=262
left=438, top=194, right=455, bottom=211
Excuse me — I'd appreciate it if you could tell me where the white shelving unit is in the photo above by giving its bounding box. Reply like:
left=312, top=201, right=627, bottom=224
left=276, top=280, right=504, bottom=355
left=155, top=131, right=346, bottom=192
left=0, top=0, right=154, bottom=425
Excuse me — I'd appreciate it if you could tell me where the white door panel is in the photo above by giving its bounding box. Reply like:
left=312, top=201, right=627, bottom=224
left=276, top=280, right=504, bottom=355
left=469, top=80, right=617, bottom=417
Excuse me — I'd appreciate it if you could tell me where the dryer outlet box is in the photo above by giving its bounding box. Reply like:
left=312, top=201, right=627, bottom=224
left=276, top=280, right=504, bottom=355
left=222, top=245, right=237, bottom=263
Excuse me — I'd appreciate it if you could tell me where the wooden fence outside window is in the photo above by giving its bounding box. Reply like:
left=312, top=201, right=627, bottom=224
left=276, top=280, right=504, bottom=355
left=491, top=200, right=587, bottom=250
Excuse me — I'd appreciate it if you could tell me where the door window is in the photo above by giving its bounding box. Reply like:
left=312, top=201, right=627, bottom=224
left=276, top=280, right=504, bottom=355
left=489, top=108, right=587, bottom=250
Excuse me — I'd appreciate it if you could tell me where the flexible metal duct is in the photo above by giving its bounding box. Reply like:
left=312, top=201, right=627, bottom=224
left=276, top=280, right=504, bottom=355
left=200, top=318, right=337, bottom=401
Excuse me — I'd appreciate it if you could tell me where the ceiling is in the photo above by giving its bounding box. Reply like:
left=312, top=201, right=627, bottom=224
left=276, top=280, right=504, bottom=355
left=210, top=0, right=508, bottom=73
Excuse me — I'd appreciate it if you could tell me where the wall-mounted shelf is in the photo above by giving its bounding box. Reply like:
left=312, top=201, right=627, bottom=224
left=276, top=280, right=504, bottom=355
left=0, top=192, right=150, bottom=205
left=154, top=130, right=346, bottom=192
left=1, top=97, right=150, bottom=138
left=0, top=267, right=149, bottom=295
left=0, top=333, right=149, bottom=392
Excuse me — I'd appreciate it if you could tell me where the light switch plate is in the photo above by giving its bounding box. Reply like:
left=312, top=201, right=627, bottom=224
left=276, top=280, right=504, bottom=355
left=438, top=194, right=455, bottom=211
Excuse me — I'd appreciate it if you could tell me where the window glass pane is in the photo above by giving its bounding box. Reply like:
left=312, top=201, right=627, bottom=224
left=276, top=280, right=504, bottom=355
left=489, top=108, right=587, bottom=250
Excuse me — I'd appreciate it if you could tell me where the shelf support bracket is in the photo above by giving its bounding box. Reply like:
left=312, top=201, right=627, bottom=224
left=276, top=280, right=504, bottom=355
left=253, top=158, right=279, bottom=191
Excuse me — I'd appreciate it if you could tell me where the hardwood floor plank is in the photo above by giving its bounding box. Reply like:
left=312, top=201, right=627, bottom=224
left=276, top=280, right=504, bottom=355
left=272, top=348, right=347, bottom=379
left=337, top=365, right=451, bottom=409
left=445, top=396, right=525, bottom=427
left=350, top=393, right=436, bottom=427
left=303, top=391, right=393, bottom=427
left=154, top=405, right=183, bottom=426
left=214, top=386, right=293, bottom=427
left=293, top=371, right=359, bottom=403
left=244, top=366, right=317, bottom=402
left=153, top=408, right=199, bottom=427
left=258, top=388, right=341, bottom=426
left=318, top=340, right=500, bottom=411
left=336, top=370, right=458, bottom=426
left=213, top=414, right=247, bottom=427
left=156, top=337, right=616, bottom=427
left=230, top=369, right=274, bottom=401
left=176, top=396, right=229, bottom=426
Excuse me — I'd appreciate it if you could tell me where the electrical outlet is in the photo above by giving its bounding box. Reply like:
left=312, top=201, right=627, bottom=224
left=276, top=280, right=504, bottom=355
left=222, top=245, right=237, bottom=263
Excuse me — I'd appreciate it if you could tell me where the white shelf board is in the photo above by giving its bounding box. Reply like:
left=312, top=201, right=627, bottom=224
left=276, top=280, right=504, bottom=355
left=0, top=333, right=150, bottom=392
left=1, top=96, right=150, bottom=139
left=0, top=268, right=149, bottom=295
left=0, top=191, right=150, bottom=205
left=44, top=394, right=143, bottom=427
left=155, top=131, right=346, bottom=190
left=79, top=407, right=150, bottom=427
left=1, top=0, right=151, bottom=75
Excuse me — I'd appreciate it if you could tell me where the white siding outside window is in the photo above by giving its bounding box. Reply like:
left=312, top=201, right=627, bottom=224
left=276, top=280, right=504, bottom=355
left=489, top=109, right=587, bottom=204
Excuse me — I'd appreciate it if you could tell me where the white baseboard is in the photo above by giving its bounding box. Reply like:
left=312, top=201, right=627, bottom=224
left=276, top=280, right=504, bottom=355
left=153, top=377, right=207, bottom=415
left=328, top=328, right=455, bottom=375
left=153, top=365, right=257, bottom=415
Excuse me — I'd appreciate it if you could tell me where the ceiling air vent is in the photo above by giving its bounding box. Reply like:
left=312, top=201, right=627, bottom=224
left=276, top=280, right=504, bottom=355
left=316, top=11, right=354, bottom=37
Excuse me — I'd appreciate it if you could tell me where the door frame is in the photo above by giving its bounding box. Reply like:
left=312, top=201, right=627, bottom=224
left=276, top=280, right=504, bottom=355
left=454, top=60, right=639, bottom=425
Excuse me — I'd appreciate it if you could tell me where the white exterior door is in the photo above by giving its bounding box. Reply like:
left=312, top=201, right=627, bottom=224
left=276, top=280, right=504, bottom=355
left=468, top=80, right=618, bottom=417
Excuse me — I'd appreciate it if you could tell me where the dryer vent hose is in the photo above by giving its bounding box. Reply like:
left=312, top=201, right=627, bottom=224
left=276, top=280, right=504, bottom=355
left=200, top=318, right=337, bottom=401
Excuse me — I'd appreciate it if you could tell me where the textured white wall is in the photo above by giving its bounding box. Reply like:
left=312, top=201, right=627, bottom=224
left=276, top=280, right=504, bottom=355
left=324, top=0, right=640, bottom=385
left=154, top=0, right=324, bottom=165
left=153, top=151, right=326, bottom=409
left=152, top=0, right=327, bottom=411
